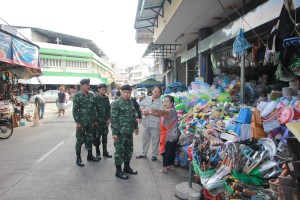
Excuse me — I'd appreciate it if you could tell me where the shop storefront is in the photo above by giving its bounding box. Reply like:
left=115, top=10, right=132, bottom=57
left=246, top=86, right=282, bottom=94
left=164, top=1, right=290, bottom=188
left=0, top=29, right=42, bottom=127
left=136, top=0, right=300, bottom=199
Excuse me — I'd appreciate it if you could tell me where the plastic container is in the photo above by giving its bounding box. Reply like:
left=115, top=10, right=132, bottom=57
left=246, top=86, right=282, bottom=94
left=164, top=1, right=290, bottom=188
left=236, top=108, right=253, bottom=124
left=234, top=122, right=242, bottom=136
left=226, top=122, right=236, bottom=131
left=20, top=121, right=26, bottom=126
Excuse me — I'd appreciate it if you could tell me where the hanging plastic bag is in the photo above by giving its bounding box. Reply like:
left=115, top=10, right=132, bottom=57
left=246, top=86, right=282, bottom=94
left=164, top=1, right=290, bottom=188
left=275, top=63, right=296, bottom=82
left=233, top=28, right=251, bottom=56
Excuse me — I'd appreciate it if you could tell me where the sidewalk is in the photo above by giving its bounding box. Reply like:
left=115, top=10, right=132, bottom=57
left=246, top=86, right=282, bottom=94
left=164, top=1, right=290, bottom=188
left=5, top=102, right=191, bottom=200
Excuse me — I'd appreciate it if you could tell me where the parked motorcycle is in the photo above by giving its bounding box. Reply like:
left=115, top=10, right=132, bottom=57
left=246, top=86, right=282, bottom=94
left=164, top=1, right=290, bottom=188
left=0, top=118, right=13, bottom=139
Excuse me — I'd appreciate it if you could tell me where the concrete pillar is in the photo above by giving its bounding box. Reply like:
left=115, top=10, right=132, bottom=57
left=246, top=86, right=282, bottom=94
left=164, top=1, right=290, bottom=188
left=173, top=53, right=177, bottom=83
left=198, top=28, right=212, bottom=83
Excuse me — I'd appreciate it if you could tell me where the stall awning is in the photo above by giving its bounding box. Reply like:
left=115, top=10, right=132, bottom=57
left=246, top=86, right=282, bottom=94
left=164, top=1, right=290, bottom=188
left=143, top=43, right=181, bottom=58
left=23, top=71, right=108, bottom=85
left=40, top=76, right=104, bottom=85
left=134, top=78, right=164, bottom=88
left=0, top=29, right=42, bottom=79
left=134, top=0, right=165, bottom=33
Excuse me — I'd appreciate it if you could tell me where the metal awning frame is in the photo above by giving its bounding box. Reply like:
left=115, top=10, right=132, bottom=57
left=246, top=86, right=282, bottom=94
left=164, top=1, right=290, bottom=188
left=135, top=0, right=167, bottom=33
left=143, top=43, right=181, bottom=58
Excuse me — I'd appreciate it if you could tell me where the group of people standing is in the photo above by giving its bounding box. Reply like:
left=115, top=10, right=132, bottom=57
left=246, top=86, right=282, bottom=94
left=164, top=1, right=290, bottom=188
left=72, top=78, right=180, bottom=180
left=72, top=79, right=112, bottom=168
left=136, top=87, right=180, bottom=174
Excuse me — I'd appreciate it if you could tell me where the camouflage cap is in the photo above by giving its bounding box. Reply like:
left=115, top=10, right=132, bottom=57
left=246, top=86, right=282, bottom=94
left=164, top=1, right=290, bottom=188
left=120, top=84, right=131, bottom=91
left=80, top=78, right=90, bottom=85
left=97, top=83, right=107, bottom=88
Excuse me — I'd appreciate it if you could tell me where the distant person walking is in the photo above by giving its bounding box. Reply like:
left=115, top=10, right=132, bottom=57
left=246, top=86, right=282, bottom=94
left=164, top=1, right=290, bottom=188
left=73, top=78, right=100, bottom=167
left=58, top=88, right=66, bottom=117
left=35, top=92, right=45, bottom=120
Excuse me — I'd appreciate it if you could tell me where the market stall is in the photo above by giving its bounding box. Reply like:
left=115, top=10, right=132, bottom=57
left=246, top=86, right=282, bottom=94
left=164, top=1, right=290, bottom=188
left=0, top=29, right=42, bottom=127
left=167, top=79, right=300, bottom=199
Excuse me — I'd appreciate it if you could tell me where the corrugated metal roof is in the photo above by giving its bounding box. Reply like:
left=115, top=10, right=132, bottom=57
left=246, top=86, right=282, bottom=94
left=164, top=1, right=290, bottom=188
left=15, top=26, right=107, bottom=59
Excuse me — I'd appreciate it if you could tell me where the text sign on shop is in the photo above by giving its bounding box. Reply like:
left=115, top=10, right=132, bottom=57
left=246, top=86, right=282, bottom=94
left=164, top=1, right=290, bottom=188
left=181, top=46, right=196, bottom=63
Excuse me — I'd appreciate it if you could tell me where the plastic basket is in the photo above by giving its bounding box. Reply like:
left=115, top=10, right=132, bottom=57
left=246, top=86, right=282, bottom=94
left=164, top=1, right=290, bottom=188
left=199, top=169, right=216, bottom=184
left=202, top=180, right=225, bottom=191
left=193, top=160, right=200, bottom=175
left=199, top=169, right=225, bottom=191
left=232, top=169, right=266, bottom=186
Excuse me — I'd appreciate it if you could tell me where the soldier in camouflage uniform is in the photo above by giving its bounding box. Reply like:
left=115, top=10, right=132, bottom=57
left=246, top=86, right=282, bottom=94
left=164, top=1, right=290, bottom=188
left=73, top=78, right=100, bottom=167
left=94, top=83, right=112, bottom=159
left=111, top=85, right=139, bottom=180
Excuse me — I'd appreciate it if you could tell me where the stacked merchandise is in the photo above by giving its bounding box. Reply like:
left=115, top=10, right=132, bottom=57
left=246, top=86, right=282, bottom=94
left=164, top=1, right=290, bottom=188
left=168, top=82, right=300, bottom=199
left=187, top=100, right=300, bottom=199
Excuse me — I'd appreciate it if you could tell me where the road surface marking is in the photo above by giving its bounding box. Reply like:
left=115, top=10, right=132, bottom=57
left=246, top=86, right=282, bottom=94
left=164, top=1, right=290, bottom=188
left=37, top=141, right=65, bottom=163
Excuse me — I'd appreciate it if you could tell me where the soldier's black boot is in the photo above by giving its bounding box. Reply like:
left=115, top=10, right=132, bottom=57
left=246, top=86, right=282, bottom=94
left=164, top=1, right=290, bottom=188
left=103, top=144, right=112, bottom=158
left=124, top=161, right=138, bottom=175
left=87, top=150, right=100, bottom=162
left=115, top=165, right=129, bottom=180
left=95, top=146, right=101, bottom=160
left=76, top=155, right=85, bottom=167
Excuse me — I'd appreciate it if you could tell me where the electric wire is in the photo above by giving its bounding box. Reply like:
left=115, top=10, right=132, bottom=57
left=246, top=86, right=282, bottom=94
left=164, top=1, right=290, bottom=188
left=223, top=0, right=266, bottom=46
left=217, top=0, right=232, bottom=22
left=0, top=16, right=31, bottom=42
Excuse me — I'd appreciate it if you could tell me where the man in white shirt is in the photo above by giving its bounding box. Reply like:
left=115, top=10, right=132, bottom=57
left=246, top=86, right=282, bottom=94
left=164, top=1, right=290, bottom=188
left=136, top=86, right=163, bottom=161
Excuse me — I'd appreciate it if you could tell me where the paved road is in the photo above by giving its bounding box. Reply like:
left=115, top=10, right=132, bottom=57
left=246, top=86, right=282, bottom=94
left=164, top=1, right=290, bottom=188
left=0, top=103, right=189, bottom=200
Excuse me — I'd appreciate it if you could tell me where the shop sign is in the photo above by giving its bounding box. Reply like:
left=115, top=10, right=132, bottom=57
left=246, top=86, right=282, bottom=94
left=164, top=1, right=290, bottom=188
left=12, top=37, right=40, bottom=69
left=181, top=46, right=196, bottom=63
left=0, top=31, right=13, bottom=64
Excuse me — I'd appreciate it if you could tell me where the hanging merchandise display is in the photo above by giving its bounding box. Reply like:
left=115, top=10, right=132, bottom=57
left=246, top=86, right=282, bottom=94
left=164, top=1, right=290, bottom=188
left=167, top=76, right=300, bottom=199
left=233, top=28, right=251, bottom=56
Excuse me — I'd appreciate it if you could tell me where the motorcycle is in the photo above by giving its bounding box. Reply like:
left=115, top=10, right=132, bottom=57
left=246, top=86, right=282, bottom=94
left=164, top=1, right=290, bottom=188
left=0, top=118, right=13, bottom=139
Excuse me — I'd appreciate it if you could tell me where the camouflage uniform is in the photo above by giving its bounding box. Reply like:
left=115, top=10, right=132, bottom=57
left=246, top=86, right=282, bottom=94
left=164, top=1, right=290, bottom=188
left=111, top=97, right=138, bottom=166
left=73, top=91, right=96, bottom=155
left=94, top=94, right=110, bottom=145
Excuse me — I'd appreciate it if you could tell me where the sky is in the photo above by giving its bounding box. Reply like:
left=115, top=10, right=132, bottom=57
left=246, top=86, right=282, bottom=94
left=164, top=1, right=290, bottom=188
left=0, top=0, right=152, bottom=67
